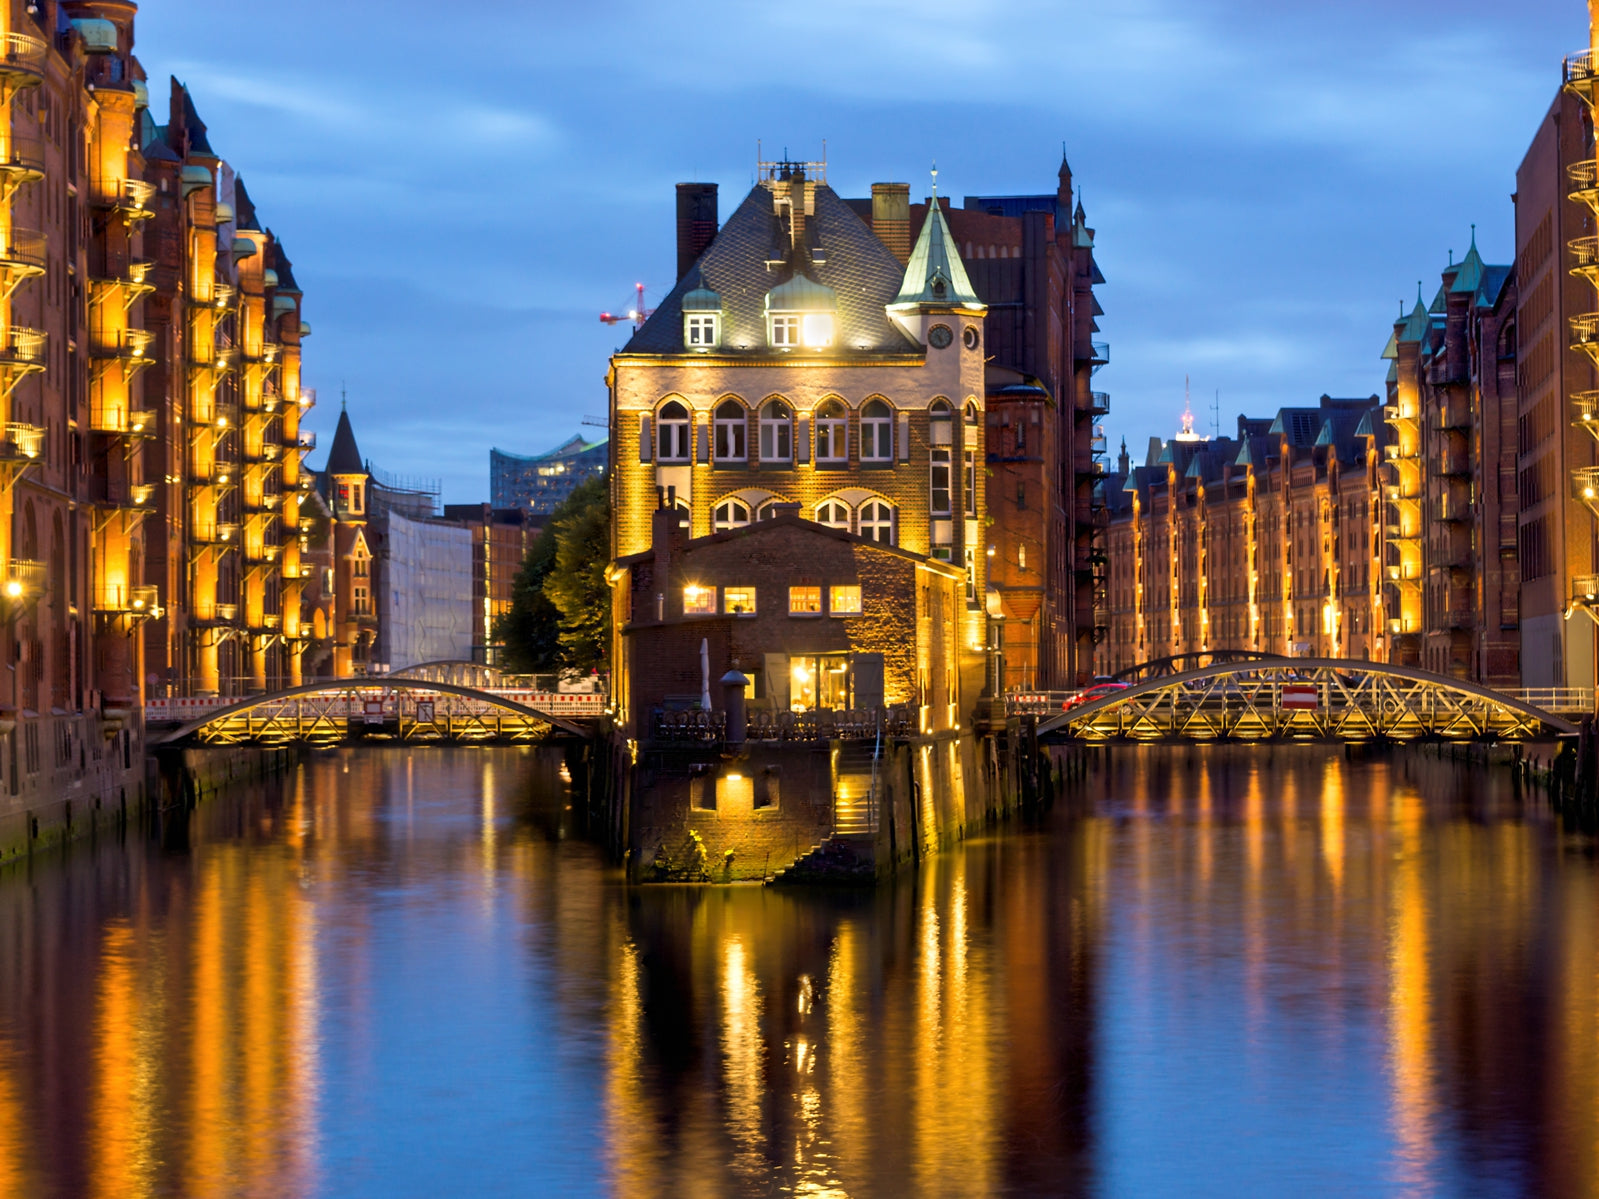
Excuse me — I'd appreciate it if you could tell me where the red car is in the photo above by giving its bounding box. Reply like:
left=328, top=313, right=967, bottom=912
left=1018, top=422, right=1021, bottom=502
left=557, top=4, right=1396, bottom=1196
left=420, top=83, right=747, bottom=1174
left=1062, top=681, right=1129, bottom=711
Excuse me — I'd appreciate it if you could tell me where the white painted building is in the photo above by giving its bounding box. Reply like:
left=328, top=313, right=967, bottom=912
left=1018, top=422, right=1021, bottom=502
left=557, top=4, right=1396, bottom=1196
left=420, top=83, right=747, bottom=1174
left=377, top=509, right=474, bottom=669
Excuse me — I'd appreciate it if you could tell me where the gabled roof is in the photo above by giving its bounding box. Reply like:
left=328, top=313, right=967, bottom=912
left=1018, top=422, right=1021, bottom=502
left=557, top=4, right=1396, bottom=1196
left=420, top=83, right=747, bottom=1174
left=1476, top=263, right=1512, bottom=308
left=892, top=197, right=981, bottom=309
left=326, top=408, right=365, bottom=475
left=622, top=184, right=918, bottom=356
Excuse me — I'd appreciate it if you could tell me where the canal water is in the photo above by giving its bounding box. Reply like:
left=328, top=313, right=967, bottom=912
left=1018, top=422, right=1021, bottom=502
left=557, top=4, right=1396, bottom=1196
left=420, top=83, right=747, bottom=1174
left=0, top=745, right=1592, bottom=1196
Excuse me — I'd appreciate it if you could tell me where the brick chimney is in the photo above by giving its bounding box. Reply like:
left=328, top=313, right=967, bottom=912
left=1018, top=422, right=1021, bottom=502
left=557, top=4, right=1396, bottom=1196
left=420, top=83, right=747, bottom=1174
left=651, top=492, right=689, bottom=618
left=676, top=183, right=718, bottom=280
left=872, top=183, right=911, bottom=263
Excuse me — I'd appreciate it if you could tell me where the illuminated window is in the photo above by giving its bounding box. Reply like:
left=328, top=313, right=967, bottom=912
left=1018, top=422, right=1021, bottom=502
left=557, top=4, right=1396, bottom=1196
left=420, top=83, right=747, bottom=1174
left=759, top=399, right=793, bottom=462
left=725, top=586, right=756, bottom=615
left=829, top=585, right=862, bottom=614
left=713, top=498, right=750, bottom=531
left=859, top=501, right=894, bottom=544
left=861, top=399, right=893, bottom=462
left=770, top=315, right=800, bottom=347
left=714, top=400, right=747, bottom=461
left=815, top=500, right=850, bottom=531
left=685, top=313, right=719, bottom=348
left=814, top=398, right=847, bottom=463
left=788, top=586, right=822, bottom=615
left=657, top=400, right=690, bottom=461
left=683, top=585, right=715, bottom=615
left=1018, top=544, right=1027, bottom=571
left=801, top=312, right=834, bottom=347
left=353, top=585, right=369, bottom=615
left=929, top=399, right=953, bottom=446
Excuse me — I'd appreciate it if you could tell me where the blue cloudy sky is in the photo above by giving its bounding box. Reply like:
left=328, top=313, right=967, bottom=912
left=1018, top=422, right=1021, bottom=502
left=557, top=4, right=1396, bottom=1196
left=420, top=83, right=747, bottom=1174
left=135, top=0, right=1582, bottom=502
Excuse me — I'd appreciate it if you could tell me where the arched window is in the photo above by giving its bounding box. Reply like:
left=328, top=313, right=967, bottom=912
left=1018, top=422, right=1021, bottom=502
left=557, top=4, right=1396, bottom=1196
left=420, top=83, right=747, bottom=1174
left=814, top=500, right=851, bottom=531
left=929, top=399, right=953, bottom=445
left=759, top=399, right=792, bottom=463
left=964, top=399, right=979, bottom=425
left=657, top=400, right=689, bottom=462
left=814, top=398, right=847, bottom=464
left=756, top=500, right=787, bottom=521
left=859, top=500, right=895, bottom=544
left=861, top=399, right=892, bottom=463
left=713, top=499, right=750, bottom=532
left=714, top=400, right=747, bottom=462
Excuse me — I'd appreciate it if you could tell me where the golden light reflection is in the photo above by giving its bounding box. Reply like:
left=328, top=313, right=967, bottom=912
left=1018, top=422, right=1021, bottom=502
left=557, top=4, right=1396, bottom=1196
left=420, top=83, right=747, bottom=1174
left=0, top=1040, right=37, bottom=1196
left=721, top=935, right=765, bottom=1176
left=1320, top=756, right=1345, bottom=894
left=1386, top=785, right=1437, bottom=1186
left=91, top=920, right=159, bottom=1199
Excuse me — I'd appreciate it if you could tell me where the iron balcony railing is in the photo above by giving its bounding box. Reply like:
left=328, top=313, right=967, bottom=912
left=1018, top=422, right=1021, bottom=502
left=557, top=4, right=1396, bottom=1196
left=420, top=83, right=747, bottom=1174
left=1573, top=575, right=1599, bottom=603
left=0, top=421, right=42, bottom=460
left=1572, top=236, right=1599, bottom=272
left=1565, top=49, right=1599, bottom=85
left=0, top=32, right=46, bottom=80
left=0, top=326, right=45, bottom=366
left=1570, top=313, right=1599, bottom=352
left=92, top=328, right=154, bottom=361
left=1573, top=467, right=1599, bottom=503
left=1, top=558, right=46, bottom=600
left=0, top=133, right=44, bottom=180
left=93, top=176, right=155, bottom=215
left=94, top=583, right=160, bottom=615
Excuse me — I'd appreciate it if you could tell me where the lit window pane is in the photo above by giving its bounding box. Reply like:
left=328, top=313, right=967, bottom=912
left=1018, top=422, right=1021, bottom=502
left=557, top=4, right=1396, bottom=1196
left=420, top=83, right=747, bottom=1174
left=725, top=586, right=756, bottom=614
left=829, top=585, right=862, bottom=614
left=683, top=585, right=715, bottom=614
left=788, top=586, right=822, bottom=614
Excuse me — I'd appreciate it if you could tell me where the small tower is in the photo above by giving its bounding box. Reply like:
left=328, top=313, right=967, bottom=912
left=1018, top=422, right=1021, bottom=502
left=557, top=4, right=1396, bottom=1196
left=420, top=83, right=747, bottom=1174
left=324, top=405, right=376, bottom=675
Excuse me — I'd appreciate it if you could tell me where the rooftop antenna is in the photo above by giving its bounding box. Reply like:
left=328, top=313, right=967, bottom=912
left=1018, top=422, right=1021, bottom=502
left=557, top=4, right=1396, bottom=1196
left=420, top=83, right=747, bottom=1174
left=341, top=381, right=346, bottom=412
left=931, top=160, right=938, bottom=200
left=1211, top=389, right=1221, bottom=440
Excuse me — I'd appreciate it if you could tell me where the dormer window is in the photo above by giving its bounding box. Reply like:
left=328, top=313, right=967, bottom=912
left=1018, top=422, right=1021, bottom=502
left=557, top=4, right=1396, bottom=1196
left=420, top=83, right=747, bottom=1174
left=770, top=315, right=800, bottom=347
left=685, top=313, right=719, bottom=348
left=764, top=271, right=838, bottom=351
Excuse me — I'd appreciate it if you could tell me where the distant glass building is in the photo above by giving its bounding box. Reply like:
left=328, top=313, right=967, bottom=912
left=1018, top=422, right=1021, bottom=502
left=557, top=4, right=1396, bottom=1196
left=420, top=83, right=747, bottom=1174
left=491, top=436, right=608, bottom=514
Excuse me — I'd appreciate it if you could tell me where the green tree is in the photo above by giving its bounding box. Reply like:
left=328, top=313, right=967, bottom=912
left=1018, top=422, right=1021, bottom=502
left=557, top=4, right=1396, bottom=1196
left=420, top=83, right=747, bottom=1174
left=545, top=475, right=611, bottom=674
left=492, top=474, right=610, bottom=675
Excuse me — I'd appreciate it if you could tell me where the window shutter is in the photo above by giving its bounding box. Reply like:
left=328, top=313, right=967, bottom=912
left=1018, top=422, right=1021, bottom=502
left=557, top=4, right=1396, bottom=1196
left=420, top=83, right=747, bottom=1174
left=897, top=413, right=911, bottom=461
left=639, top=416, right=652, bottom=463
left=797, top=416, right=810, bottom=464
left=697, top=422, right=709, bottom=463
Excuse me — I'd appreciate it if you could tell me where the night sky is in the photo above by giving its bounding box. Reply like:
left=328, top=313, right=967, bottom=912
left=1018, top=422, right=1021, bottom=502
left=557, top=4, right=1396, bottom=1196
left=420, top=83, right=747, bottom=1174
left=133, top=0, right=1583, bottom=502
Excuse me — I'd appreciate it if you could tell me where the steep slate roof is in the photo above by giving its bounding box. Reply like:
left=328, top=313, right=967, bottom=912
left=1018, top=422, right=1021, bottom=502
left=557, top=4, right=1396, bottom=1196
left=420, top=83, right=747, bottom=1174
left=1396, top=295, right=1430, bottom=344
left=179, top=83, right=214, bottom=156
left=623, top=184, right=918, bottom=356
left=269, top=236, right=301, bottom=293
left=233, top=177, right=261, bottom=232
left=893, top=196, right=981, bottom=308
left=325, top=408, right=365, bottom=475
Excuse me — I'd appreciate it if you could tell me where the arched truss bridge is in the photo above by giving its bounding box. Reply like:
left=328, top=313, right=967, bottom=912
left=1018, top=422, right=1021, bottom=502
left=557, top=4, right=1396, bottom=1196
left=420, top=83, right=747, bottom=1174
left=154, top=678, right=591, bottom=746
left=1109, top=650, right=1276, bottom=684
left=1038, top=658, right=1579, bottom=743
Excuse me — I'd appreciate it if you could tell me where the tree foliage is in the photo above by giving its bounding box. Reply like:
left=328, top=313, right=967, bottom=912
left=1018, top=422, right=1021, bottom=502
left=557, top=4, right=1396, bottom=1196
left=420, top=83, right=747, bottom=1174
left=493, top=474, right=610, bottom=675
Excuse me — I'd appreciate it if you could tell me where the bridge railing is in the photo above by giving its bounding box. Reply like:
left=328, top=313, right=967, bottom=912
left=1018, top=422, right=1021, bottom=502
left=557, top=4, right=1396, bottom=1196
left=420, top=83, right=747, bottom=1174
left=1505, top=688, right=1595, bottom=716
left=147, top=687, right=605, bottom=725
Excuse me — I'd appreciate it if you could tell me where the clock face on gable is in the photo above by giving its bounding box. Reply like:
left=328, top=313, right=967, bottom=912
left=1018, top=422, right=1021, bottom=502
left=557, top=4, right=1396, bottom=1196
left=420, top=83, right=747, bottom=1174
left=928, top=323, right=953, bottom=349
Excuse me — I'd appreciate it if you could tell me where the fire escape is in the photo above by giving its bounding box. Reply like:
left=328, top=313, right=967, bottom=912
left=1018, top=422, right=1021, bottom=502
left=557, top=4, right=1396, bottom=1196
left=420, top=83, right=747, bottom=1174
left=1566, top=47, right=1599, bottom=618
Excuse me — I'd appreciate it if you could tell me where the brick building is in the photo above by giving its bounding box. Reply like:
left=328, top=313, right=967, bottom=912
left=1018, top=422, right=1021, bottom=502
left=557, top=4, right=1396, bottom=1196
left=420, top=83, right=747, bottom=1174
left=1098, top=396, right=1388, bottom=675
left=608, top=155, right=992, bottom=729
left=1382, top=238, right=1519, bottom=682
left=615, top=506, right=965, bottom=730
left=1522, top=45, right=1599, bottom=690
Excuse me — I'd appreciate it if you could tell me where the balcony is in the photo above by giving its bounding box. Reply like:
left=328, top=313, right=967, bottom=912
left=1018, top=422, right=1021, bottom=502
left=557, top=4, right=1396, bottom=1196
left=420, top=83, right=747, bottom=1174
left=93, top=177, right=155, bottom=221
left=1433, top=403, right=1469, bottom=431
left=193, top=522, right=239, bottom=547
left=1437, top=449, right=1469, bottom=476
left=0, top=32, right=46, bottom=94
left=0, top=133, right=43, bottom=201
left=0, top=228, right=43, bottom=298
left=94, top=482, right=156, bottom=516
left=95, top=584, right=161, bottom=619
left=1572, top=160, right=1599, bottom=211
left=194, top=601, right=238, bottom=624
left=1574, top=391, right=1599, bottom=440
left=93, top=258, right=156, bottom=306
left=1434, top=492, right=1469, bottom=523
left=91, top=327, right=154, bottom=366
left=244, top=541, right=282, bottom=566
left=1573, top=236, right=1599, bottom=286
left=249, top=613, right=282, bottom=634
left=0, top=559, right=45, bottom=609
left=297, top=430, right=317, bottom=451
left=0, top=421, right=43, bottom=464
left=1087, top=391, right=1110, bottom=416
left=89, top=402, right=154, bottom=438
left=1574, top=575, right=1599, bottom=605
left=1571, top=313, right=1599, bottom=365
left=1576, top=468, right=1599, bottom=516
left=1565, top=49, right=1599, bottom=104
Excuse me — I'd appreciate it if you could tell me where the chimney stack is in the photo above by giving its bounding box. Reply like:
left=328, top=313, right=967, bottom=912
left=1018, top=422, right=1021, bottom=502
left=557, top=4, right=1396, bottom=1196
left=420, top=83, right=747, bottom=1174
left=676, top=183, right=719, bottom=280
left=871, top=183, right=911, bottom=264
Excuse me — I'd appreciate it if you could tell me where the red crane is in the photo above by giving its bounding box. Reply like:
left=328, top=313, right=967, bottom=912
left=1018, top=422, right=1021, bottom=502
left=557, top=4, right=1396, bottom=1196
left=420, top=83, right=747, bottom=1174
left=599, top=282, right=653, bottom=329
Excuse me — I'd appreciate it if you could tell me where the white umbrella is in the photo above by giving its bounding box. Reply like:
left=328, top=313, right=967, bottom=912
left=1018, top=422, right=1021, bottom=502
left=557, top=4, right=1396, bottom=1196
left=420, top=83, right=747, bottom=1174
left=701, top=638, right=712, bottom=710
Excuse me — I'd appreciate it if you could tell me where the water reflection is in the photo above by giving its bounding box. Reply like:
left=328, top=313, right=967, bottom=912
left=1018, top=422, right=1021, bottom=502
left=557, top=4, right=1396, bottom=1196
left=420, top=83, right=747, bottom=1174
left=0, top=746, right=1596, bottom=1194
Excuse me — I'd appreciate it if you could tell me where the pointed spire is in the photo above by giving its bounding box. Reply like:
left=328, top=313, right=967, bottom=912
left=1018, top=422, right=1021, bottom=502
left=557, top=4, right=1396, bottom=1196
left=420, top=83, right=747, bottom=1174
left=326, top=405, right=364, bottom=475
left=1450, top=226, right=1487, bottom=294
left=890, top=185, right=981, bottom=309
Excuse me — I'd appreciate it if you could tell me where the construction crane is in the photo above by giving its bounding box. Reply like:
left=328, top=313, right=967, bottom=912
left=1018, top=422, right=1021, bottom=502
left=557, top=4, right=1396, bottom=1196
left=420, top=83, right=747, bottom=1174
left=600, top=282, right=653, bottom=329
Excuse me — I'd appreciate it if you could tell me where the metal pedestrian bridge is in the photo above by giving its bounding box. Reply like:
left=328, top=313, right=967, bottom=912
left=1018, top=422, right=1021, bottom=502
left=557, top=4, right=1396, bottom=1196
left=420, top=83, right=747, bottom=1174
left=1036, top=658, right=1580, bottom=743
left=152, top=677, right=594, bottom=746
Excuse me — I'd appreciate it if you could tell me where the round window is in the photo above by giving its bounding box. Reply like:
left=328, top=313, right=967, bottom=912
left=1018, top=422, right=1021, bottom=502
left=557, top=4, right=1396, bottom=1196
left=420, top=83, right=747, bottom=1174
left=927, top=324, right=953, bottom=349
left=963, top=326, right=980, bottom=350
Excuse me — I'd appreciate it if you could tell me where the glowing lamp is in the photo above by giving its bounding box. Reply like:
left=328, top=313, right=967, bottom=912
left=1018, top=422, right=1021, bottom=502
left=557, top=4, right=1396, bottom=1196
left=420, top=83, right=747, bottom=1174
left=3, top=579, right=22, bottom=599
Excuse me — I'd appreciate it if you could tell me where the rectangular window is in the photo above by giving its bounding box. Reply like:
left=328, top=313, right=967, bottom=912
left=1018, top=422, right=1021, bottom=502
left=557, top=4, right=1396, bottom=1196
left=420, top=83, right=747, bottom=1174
left=686, top=314, right=718, bottom=347
left=683, top=584, right=715, bottom=614
left=724, top=586, right=756, bottom=614
left=930, top=448, right=951, bottom=515
left=829, top=585, right=862, bottom=615
left=771, top=315, right=800, bottom=346
left=801, top=313, right=834, bottom=347
left=788, top=585, right=822, bottom=615
left=963, top=450, right=977, bottom=516
left=963, top=548, right=976, bottom=601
